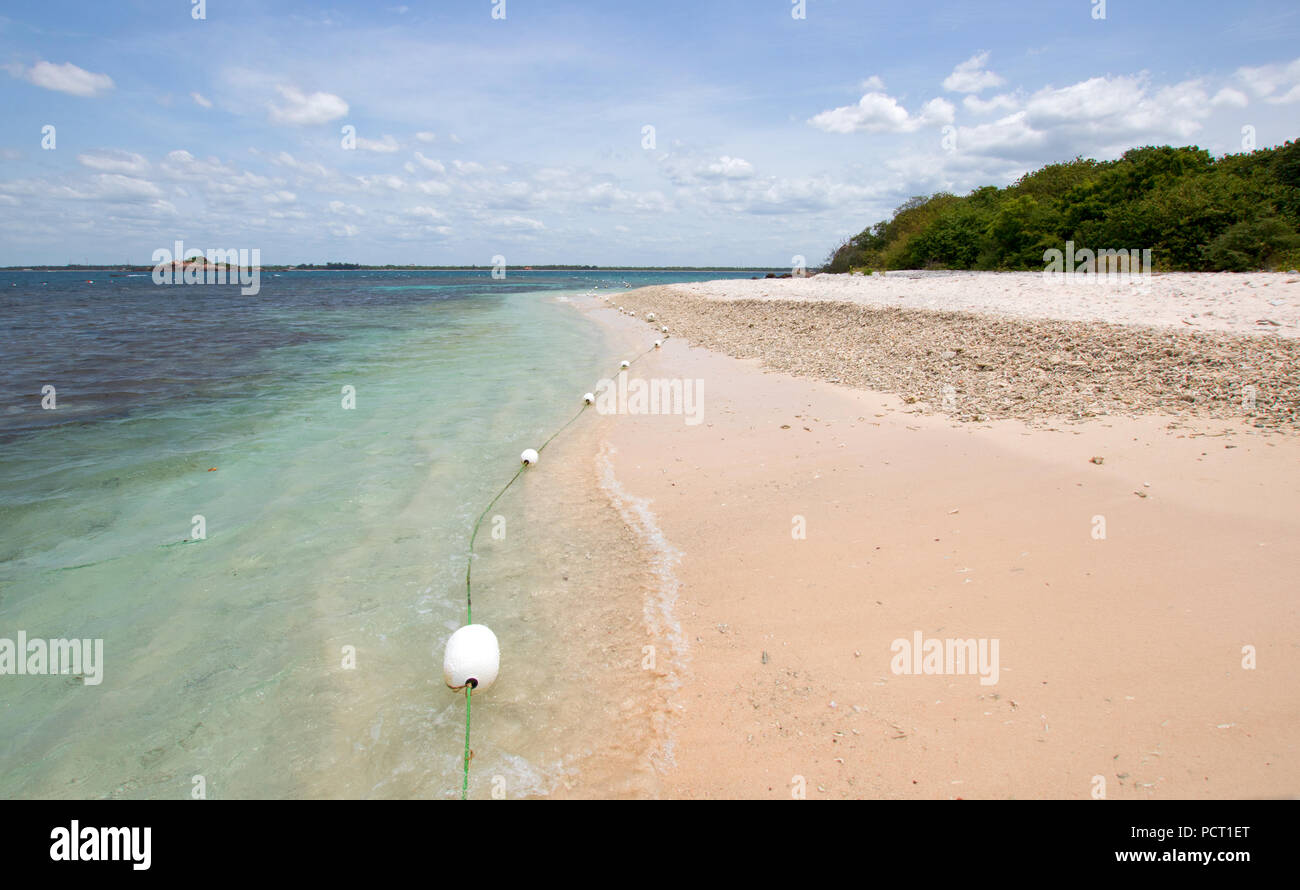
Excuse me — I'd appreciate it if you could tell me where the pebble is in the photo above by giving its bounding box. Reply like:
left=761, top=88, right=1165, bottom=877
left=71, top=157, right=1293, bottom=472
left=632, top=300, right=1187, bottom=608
left=614, top=286, right=1300, bottom=430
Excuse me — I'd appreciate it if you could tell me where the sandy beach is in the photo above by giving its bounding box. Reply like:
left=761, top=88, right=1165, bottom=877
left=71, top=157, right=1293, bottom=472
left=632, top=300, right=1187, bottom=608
left=665, top=271, right=1300, bottom=337
left=577, top=274, right=1300, bottom=799
left=604, top=276, right=1300, bottom=431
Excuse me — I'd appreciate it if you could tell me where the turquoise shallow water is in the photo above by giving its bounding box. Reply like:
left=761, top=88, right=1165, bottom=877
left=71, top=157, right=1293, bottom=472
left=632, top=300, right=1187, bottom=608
left=0, top=269, right=756, bottom=798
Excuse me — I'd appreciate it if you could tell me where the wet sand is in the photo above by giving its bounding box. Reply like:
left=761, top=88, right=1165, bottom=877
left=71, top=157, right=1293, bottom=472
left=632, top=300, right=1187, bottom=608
left=573, top=286, right=1300, bottom=799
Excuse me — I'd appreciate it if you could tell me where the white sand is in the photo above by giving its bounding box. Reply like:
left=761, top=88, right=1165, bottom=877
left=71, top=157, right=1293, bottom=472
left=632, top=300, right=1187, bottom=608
left=665, top=271, right=1300, bottom=338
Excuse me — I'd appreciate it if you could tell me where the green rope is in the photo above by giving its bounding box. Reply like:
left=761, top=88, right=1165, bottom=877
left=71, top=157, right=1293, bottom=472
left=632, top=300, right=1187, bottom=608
left=464, top=464, right=526, bottom=625
left=462, top=685, right=472, bottom=800
left=456, top=342, right=664, bottom=798
left=537, top=403, right=588, bottom=454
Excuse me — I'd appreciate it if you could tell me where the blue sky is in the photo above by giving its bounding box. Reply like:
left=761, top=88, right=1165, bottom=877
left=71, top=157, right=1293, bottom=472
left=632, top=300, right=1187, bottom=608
left=1, top=0, right=1298, bottom=265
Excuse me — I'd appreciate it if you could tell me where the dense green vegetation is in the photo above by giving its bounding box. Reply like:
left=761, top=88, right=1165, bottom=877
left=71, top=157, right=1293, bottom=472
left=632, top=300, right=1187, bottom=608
left=825, top=141, right=1300, bottom=273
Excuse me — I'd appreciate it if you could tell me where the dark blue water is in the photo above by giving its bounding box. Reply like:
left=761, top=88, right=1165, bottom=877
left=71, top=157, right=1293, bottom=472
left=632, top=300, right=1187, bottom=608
left=0, top=269, right=749, bottom=439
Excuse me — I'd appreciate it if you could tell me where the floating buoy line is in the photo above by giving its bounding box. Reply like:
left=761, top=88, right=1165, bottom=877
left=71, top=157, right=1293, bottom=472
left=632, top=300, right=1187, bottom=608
left=444, top=328, right=666, bottom=799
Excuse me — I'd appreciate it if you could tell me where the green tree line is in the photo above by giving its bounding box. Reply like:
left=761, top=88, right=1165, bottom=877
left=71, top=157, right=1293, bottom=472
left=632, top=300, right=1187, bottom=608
left=825, top=141, right=1300, bottom=273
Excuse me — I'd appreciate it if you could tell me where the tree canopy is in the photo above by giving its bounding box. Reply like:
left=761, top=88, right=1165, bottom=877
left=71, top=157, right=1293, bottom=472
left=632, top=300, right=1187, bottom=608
left=824, top=141, right=1300, bottom=273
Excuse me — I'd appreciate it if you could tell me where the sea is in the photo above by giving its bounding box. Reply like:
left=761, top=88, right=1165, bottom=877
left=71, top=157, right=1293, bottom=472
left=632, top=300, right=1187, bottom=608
left=0, top=268, right=758, bottom=799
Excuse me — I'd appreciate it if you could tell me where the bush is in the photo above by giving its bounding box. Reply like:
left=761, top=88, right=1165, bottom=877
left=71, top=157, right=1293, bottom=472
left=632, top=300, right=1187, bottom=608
left=1205, top=218, right=1300, bottom=271
left=825, top=141, right=1299, bottom=273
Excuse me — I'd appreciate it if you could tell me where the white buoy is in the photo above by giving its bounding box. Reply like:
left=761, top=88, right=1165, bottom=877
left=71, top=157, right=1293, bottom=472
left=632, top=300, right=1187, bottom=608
left=647, top=312, right=656, bottom=321
left=442, top=624, right=500, bottom=691
left=520, top=448, right=539, bottom=465
left=654, top=340, right=662, bottom=349
left=620, top=360, right=630, bottom=369
left=583, top=392, right=595, bottom=405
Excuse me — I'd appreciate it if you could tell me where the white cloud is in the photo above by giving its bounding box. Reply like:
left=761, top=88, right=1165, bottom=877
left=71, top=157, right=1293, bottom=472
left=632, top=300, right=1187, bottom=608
left=577, top=182, right=629, bottom=207
left=415, top=131, right=437, bottom=143
left=77, top=150, right=150, bottom=176
left=410, top=152, right=446, bottom=174
left=356, top=134, right=400, bottom=153
left=495, top=215, right=545, bottom=231
left=393, top=224, right=453, bottom=241
left=810, top=92, right=953, bottom=134
left=860, top=75, right=886, bottom=91
left=272, top=151, right=334, bottom=180
left=1236, top=57, right=1300, bottom=104
left=190, top=91, right=213, bottom=109
left=405, top=205, right=445, bottom=220
left=963, top=93, right=1019, bottom=114
left=943, top=52, right=1005, bottom=94
left=954, top=111, right=1046, bottom=155
left=941, top=73, right=1227, bottom=161
left=919, top=97, right=956, bottom=126
left=1023, top=76, right=1146, bottom=123
left=90, top=174, right=163, bottom=202
left=1022, top=75, right=1209, bottom=140
left=19, top=60, right=114, bottom=97
left=1210, top=87, right=1249, bottom=108
left=328, top=200, right=365, bottom=216
left=691, top=173, right=881, bottom=216
left=161, top=149, right=215, bottom=173
left=356, top=174, right=405, bottom=191
left=158, top=150, right=275, bottom=193
left=478, top=180, right=535, bottom=206
left=413, top=179, right=451, bottom=196
left=811, top=92, right=908, bottom=133
left=23, top=173, right=165, bottom=203
left=268, top=85, right=349, bottom=125
left=704, top=156, right=755, bottom=178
